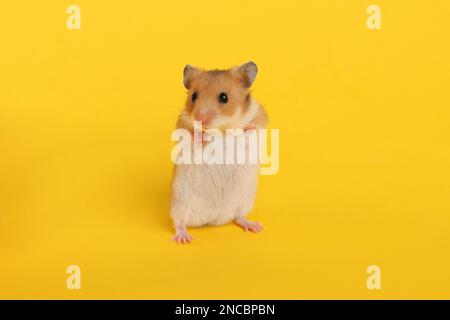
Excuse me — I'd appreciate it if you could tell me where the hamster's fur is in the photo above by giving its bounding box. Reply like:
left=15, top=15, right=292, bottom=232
left=170, top=62, right=268, bottom=243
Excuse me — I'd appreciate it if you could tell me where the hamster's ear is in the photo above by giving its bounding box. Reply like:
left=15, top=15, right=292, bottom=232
left=183, top=64, right=201, bottom=89
left=236, top=61, right=258, bottom=88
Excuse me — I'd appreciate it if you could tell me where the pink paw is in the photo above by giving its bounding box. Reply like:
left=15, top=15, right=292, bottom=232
left=173, top=228, right=194, bottom=244
left=236, top=219, right=264, bottom=233
left=243, top=121, right=256, bottom=132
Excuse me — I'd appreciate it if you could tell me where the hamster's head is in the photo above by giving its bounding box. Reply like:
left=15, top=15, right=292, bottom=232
left=182, top=62, right=258, bottom=130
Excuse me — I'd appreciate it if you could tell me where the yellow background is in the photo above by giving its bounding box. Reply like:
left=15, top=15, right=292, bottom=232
left=1, top=1, right=449, bottom=299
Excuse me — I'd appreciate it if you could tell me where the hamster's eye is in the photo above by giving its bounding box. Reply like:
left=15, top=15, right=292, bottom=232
left=218, top=92, right=228, bottom=104
left=191, top=92, right=198, bottom=102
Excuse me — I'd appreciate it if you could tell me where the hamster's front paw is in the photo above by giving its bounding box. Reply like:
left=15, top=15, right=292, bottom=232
left=235, top=217, right=264, bottom=233
left=243, top=121, right=256, bottom=132
left=172, top=226, right=194, bottom=244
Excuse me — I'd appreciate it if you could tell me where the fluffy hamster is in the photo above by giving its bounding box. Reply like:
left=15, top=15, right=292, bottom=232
left=170, top=62, right=268, bottom=244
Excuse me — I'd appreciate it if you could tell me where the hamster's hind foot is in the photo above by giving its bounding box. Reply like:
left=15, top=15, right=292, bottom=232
left=172, top=226, right=194, bottom=244
left=234, top=217, right=264, bottom=233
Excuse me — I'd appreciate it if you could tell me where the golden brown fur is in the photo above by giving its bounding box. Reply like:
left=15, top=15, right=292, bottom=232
left=177, top=63, right=268, bottom=133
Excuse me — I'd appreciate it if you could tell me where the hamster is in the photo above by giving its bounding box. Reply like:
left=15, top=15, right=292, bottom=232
left=170, top=62, right=268, bottom=244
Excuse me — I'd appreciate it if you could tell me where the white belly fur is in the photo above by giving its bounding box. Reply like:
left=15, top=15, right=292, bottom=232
left=171, top=161, right=259, bottom=227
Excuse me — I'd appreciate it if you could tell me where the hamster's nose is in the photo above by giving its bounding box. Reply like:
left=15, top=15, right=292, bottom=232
left=194, top=111, right=214, bottom=126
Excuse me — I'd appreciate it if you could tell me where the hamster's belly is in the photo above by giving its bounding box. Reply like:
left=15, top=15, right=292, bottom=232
left=171, top=163, right=259, bottom=227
